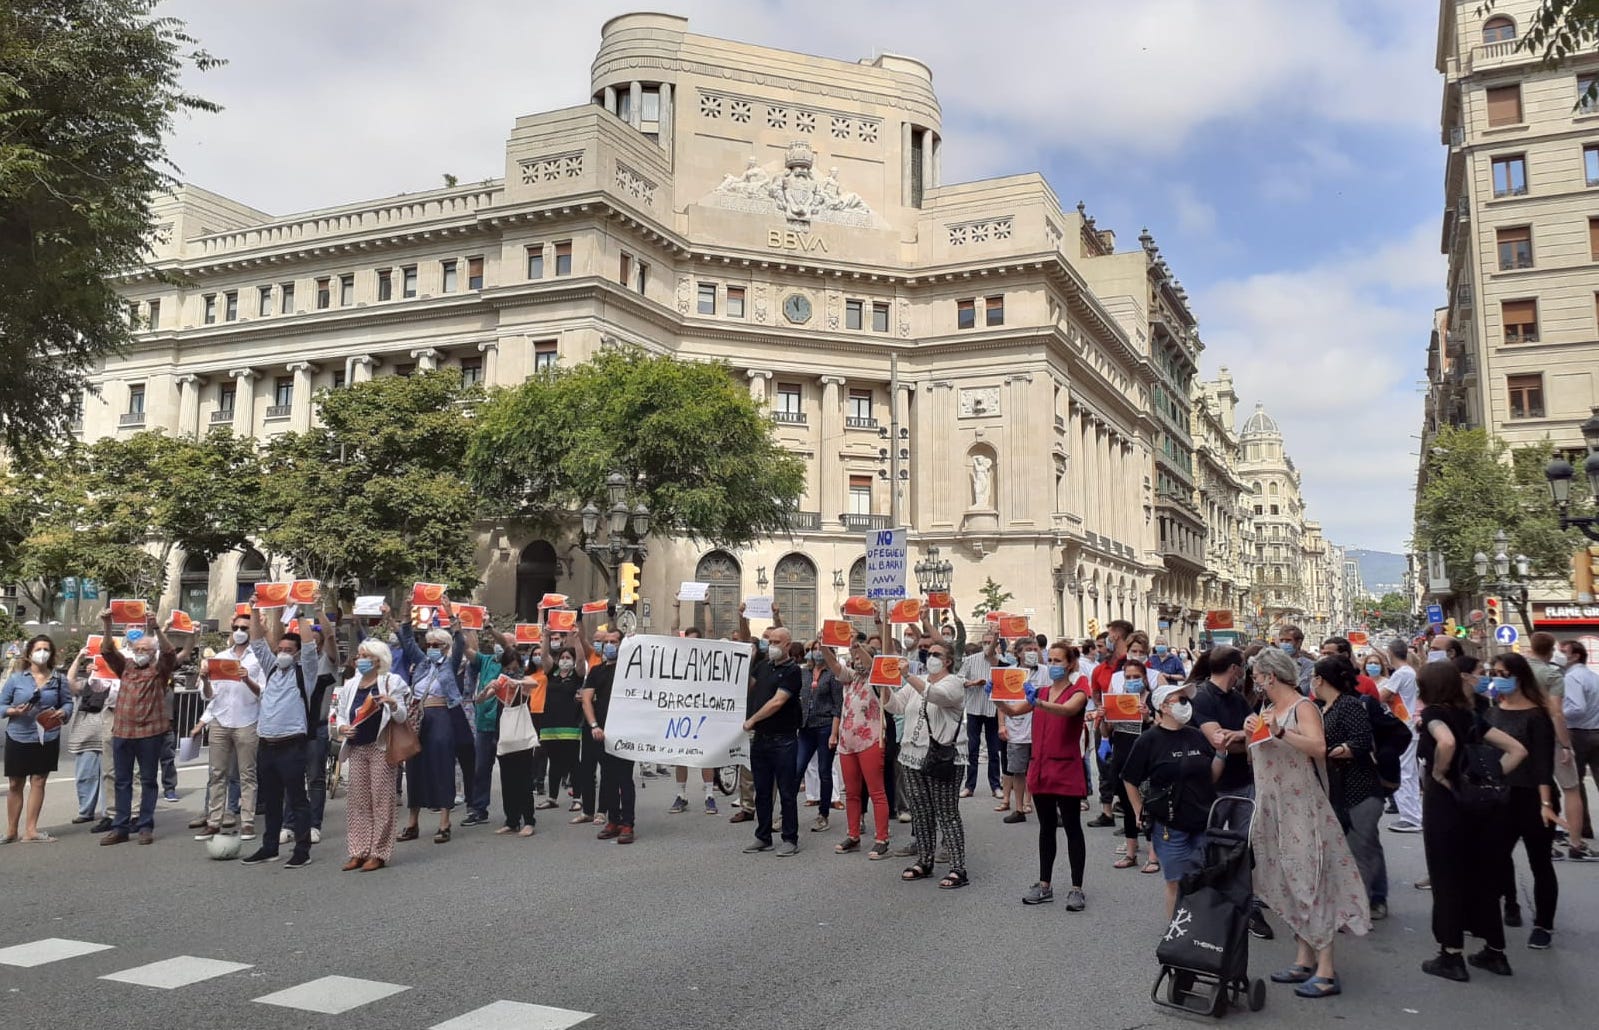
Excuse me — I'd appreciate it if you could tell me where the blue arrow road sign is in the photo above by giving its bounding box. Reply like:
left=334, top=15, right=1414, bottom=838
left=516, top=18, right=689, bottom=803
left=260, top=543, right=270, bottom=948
left=1494, top=624, right=1519, bottom=646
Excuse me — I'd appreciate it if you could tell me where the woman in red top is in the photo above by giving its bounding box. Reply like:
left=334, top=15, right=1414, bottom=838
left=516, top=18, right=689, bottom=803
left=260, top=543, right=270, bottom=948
left=1018, top=642, right=1090, bottom=910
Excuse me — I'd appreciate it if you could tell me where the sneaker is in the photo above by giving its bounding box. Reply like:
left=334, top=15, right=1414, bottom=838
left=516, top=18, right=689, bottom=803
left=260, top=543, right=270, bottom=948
left=1469, top=947, right=1514, bottom=974
left=893, top=842, right=920, bottom=858
left=280, top=829, right=293, bottom=844
left=186, top=816, right=211, bottom=830
left=703, top=796, right=718, bottom=815
left=669, top=796, right=688, bottom=814
left=897, top=811, right=912, bottom=824
left=1065, top=888, right=1087, bottom=912
left=1528, top=927, right=1552, bottom=950
left=1086, top=813, right=1116, bottom=828
left=776, top=841, right=800, bottom=857
left=163, top=790, right=180, bottom=804
left=240, top=824, right=256, bottom=841
left=241, top=849, right=279, bottom=865
left=1568, top=845, right=1592, bottom=862
left=1384, top=798, right=1399, bottom=814
left=617, top=826, right=635, bottom=845
left=810, top=816, right=829, bottom=833
left=1248, top=912, right=1275, bottom=940
left=742, top=840, right=774, bottom=853
left=1422, top=950, right=1469, bottom=982
left=285, top=852, right=311, bottom=869
left=309, top=828, right=321, bottom=844
left=640, top=767, right=657, bottom=778
left=1503, top=902, right=1523, bottom=928
left=1370, top=901, right=1388, bottom=921
left=1414, top=877, right=1431, bottom=890
left=1022, top=882, right=1054, bottom=905
left=1388, top=819, right=1423, bottom=834
left=192, top=825, right=220, bottom=841
left=461, top=813, right=488, bottom=827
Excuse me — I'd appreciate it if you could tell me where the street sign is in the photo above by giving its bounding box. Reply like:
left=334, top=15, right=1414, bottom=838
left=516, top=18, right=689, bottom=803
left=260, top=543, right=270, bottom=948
left=863, top=527, right=907, bottom=600
left=1426, top=604, right=1444, bottom=626
left=1494, top=624, right=1519, bottom=646
left=616, top=609, right=639, bottom=634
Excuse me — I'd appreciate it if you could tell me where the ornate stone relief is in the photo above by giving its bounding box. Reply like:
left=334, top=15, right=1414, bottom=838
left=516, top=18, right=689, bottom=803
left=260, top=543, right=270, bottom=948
left=519, top=152, right=583, bottom=185
left=697, top=88, right=882, bottom=144
left=957, top=386, right=1001, bottom=418
left=947, top=217, right=1013, bottom=247
left=614, top=161, right=657, bottom=205
left=704, top=141, right=875, bottom=227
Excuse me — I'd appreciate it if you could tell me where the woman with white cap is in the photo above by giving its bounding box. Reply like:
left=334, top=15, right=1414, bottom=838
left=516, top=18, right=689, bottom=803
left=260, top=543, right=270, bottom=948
left=1121, top=678, right=1225, bottom=916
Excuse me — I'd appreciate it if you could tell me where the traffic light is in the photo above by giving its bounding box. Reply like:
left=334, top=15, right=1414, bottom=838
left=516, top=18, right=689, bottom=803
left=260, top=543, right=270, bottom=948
left=1444, top=617, right=1457, bottom=638
left=618, top=562, right=640, bottom=605
left=1485, top=596, right=1501, bottom=627
left=1087, top=617, right=1101, bottom=637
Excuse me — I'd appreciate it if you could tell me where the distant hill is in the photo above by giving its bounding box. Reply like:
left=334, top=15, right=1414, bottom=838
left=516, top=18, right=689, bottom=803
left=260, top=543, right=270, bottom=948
left=1348, top=549, right=1408, bottom=596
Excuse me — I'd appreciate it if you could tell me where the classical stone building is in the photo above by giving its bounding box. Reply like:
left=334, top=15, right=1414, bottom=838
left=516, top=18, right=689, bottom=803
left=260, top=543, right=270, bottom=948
left=89, top=12, right=1243, bottom=639
left=1237, top=405, right=1309, bottom=634
left=1194, top=369, right=1253, bottom=633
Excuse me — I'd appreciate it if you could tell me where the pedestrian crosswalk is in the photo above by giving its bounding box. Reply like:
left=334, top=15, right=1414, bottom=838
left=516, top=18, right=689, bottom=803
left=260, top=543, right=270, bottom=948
left=0, top=937, right=594, bottom=1028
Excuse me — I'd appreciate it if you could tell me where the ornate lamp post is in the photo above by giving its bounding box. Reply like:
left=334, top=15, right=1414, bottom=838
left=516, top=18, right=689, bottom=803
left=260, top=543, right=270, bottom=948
left=578, top=471, right=652, bottom=613
left=1544, top=406, right=1599, bottom=542
left=913, top=544, right=953, bottom=594
left=1474, top=528, right=1532, bottom=633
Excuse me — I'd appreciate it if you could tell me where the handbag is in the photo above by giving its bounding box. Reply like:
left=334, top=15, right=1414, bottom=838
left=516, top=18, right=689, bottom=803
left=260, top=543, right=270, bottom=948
left=384, top=676, right=423, bottom=767
left=497, top=684, right=537, bottom=755
left=920, top=697, right=961, bottom=783
left=1454, top=720, right=1509, bottom=810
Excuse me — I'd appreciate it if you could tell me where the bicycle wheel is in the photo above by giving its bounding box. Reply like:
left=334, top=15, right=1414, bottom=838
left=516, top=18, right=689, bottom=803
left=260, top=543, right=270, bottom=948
left=713, top=764, right=739, bottom=796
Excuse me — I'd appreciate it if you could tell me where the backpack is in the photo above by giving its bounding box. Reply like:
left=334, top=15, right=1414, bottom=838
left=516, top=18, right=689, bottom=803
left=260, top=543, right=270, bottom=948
left=1363, top=695, right=1411, bottom=794
left=1455, top=719, right=1509, bottom=811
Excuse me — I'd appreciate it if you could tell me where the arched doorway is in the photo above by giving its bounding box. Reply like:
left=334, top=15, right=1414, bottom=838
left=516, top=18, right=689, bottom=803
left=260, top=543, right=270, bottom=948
left=772, top=553, right=818, bottom=641
left=848, top=557, right=866, bottom=597
left=235, top=548, right=267, bottom=604
left=179, top=553, right=209, bottom=622
left=695, top=550, right=741, bottom=638
left=515, top=541, right=559, bottom=621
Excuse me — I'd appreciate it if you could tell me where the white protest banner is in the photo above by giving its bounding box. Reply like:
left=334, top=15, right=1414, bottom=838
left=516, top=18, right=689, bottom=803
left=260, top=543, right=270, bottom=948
left=353, top=595, right=385, bottom=617
left=742, top=595, right=774, bottom=620
left=678, top=581, right=710, bottom=602
left=864, top=527, right=907, bottom=600
left=603, top=635, right=752, bottom=768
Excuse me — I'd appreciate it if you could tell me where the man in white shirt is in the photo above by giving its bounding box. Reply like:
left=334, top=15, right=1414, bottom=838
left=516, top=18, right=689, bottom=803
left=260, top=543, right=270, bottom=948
left=1559, top=640, right=1599, bottom=849
left=959, top=631, right=1003, bottom=799
left=1380, top=637, right=1422, bottom=834
left=188, top=611, right=263, bottom=842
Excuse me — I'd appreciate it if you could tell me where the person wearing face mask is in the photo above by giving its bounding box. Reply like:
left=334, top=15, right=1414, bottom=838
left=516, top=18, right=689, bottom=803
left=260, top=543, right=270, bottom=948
left=1121, top=680, right=1223, bottom=916
left=1484, top=652, right=1559, bottom=952
left=1319, top=637, right=1378, bottom=700
left=1275, top=625, right=1316, bottom=695
left=742, top=626, right=803, bottom=856
left=487, top=646, right=540, bottom=838
left=1107, top=636, right=1157, bottom=872
left=390, top=598, right=472, bottom=845
left=1525, top=632, right=1585, bottom=864
left=1314, top=656, right=1389, bottom=921
left=1148, top=636, right=1185, bottom=686
left=1011, top=643, right=1091, bottom=909
left=463, top=620, right=515, bottom=828
left=1, top=634, right=73, bottom=843
left=187, top=612, right=264, bottom=843
left=241, top=600, right=328, bottom=868
left=1088, top=620, right=1135, bottom=827
left=63, top=645, right=110, bottom=828
left=583, top=629, right=635, bottom=844
left=884, top=636, right=970, bottom=887
left=813, top=641, right=892, bottom=858
left=96, top=610, right=181, bottom=845
left=539, top=645, right=588, bottom=827
left=793, top=634, right=843, bottom=834
left=335, top=639, right=408, bottom=869
left=1380, top=636, right=1423, bottom=834
left=958, top=631, right=1005, bottom=800
left=993, top=639, right=1042, bottom=823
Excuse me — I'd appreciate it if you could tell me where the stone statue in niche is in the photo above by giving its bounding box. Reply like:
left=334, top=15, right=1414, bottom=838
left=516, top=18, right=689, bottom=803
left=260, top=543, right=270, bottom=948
left=970, top=453, right=994, bottom=509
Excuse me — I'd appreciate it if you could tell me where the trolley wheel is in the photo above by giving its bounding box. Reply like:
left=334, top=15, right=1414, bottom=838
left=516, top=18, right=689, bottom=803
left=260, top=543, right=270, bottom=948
left=1248, top=977, right=1266, bottom=1012
left=1167, top=969, right=1195, bottom=1005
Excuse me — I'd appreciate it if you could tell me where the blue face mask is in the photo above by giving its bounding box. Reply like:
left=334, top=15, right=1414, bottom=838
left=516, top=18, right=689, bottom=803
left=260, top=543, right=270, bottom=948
left=1154, top=645, right=1169, bottom=655
left=1474, top=675, right=1492, bottom=695
left=999, top=653, right=1017, bottom=667
left=1278, top=641, right=1295, bottom=653
left=1365, top=664, right=1382, bottom=678
left=125, top=628, right=145, bottom=643
left=1491, top=676, right=1517, bottom=695
left=355, top=658, right=374, bottom=675
left=756, top=638, right=769, bottom=655
left=427, top=647, right=443, bottom=662
left=601, top=642, right=618, bottom=662
left=1047, top=664, right=1068, bottom=682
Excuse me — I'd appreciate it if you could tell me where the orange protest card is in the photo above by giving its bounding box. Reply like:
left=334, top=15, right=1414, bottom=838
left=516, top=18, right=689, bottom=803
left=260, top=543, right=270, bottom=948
left=109, top=599, right=147, bottom=625
left=206, top=657, right=244, bottom=681
left=1387, top=696, right=1411, bottom=724
left=888, top=598, right=922, bottom=624
left=234, top=602, right=252, bottom=618
left=411, top=582, right=447, bottom=607
left=1103, top=693, right=1144, bottom=722
left=91, top=655, right=118, bottom=680
left=841, top=596, right=876, bottom=617
left=868, top=655, right=905, bottom=686
left=581, top=600, right=609, bottom=615
left=546, top=609, right=577, bottom=633
left=169, top=610, right=195, bottom=633
left=289, top=579, right=320, bottom=605
left=820, top=619, right=854, bottom=648
left=538, top=592, right=569, bottom=611
left=85, top=635, right=104, bottom=656
left=253, top=582, right=290, bottom=608
left=925, top=591, right=952, bottom=610
left=454, top=604, right=486, bottom=630
left=351, top=695, right=381, bottom=726
left=513, top=623, right=542, bottom=644
left=1248, top=717, right=1275, bottom=747
left=1346, top=630, right=1369, bottom=647
left=493, top=675, right=521, bottom=706
left=991, top=667, right=1029, bottom=701
left=998, top=616, right=1030, bottom=639
left=985, top=610, right=1005, bottom=625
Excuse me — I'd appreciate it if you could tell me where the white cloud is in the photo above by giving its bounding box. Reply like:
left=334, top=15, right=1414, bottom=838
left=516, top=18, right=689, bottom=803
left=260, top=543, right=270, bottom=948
left=1199, top=220, right=1444, bottom=550
left=1170, top=183, right=1218, bottom=236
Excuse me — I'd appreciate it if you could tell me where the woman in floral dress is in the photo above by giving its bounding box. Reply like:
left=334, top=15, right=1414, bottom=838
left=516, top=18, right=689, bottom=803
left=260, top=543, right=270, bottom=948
left=1244, top=649, right=1371, bottom=1000
left=818, top=641, right=891, bottom=858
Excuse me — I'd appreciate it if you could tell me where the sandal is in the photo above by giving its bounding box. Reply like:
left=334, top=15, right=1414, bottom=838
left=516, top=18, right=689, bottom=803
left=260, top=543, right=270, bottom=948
left=1294, top=976, right=1341, bottom=998
left=938, top=868, right=970, bottom=890
left=570, top=813, right=589, bottom=824
left=396, top=826, right=420, bottom=842
left=20, top=834, right=58, bottom=843
left=902, top=863, right=933, bottom=881
left=535, top=799, right=558, bottom=811
left=1141, top=859, right=1161, bottom=875
left=868, top=841, right=891, bottom=860
left=433, top=827, right=451, bottom=844
left=518, top=825, right=534, bottom=837
left=1113, top=855, right=1137, bottom=869
left=495, top=826, right=515, bottom=835
left=1271, top=965, right=1314, bottom=984
left=835, top=837, right=861, bottom=854
left=994, top=803, right=1010, bottom=812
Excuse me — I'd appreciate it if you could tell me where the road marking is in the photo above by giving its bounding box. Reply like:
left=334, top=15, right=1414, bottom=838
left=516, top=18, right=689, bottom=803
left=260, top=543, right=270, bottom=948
left=0, top=938, right=114, bottom=968
left=253, top=974, right=410, bottom=1014
left=430, top=1001, right=595, bottom=1030
left=100, top=955, right=252, bottom=988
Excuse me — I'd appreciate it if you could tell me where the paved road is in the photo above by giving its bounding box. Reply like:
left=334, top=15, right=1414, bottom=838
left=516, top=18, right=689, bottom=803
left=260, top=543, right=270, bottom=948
left=0, top=758, right=1593, bottom=1029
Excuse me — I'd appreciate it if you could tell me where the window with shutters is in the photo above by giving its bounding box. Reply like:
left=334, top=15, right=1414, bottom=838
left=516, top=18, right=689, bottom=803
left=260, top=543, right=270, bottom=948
left=1486, top=85, right=1522, bottom=127
left=726, top=286, right=745, bottom=318
left=1507, top=374, right=1544, bottom=419
left=1502, top=298, right=1538, bottom=343
left=281, top=282, right=296, bottom=311
left=619, top=253, right=632, bottom=286
left=400, top=267, right=416, bottom=299
left=316, top=278, right=331, bottom=309
left=554, top=241, right=572, bottom=276
left=460, top=356, right=483, bottom=388
left=848, top=475, right=873, bottom=515
left=534, top=339, right=558, bottom=372
left=467, top=256, right=484, bottom=290
left=203, top=294, right=217, bottom=324
left=339, top=274, right=354, bottom=306
left=986, top=295, right=1005, bottom=326
left=1496, top=225, right=1533, bottom=269
left=1589, top=218, right=1599, bottom=261
left=1492, top=154, right=1527, bottom=196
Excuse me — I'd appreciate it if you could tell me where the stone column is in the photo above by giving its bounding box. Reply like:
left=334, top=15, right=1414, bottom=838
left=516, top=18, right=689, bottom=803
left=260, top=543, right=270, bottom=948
left=411, top=347, right=439, bottom=372
left=603, top=86, right=617, bottom=114
left=900, top=122, right=914, bottom=206
left=659, top=82, right=673, bottom=150
left=931, top=134, right=942, bottom=188
left=629, top=81, right=643, bottom=129
left=746, top=368, right=771, bottom=404
left=229, top=369, right=257, bottom=437
left=350, top=355, right=374, bottom=384
left=819, top=376, right=845, bottom=521
left=922, top=132, right=936, bottom=197
left=288, top=361, right=317, bottom=430
left=478, top=341, right=500, bottom=385
left=176, top=374, right=200, bottom=437
left=1004, top=374, right=1032, bottom=524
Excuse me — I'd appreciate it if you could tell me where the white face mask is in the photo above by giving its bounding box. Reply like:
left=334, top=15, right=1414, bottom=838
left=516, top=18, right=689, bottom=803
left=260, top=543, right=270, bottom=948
left=926, top=656, right=945, bottom=675
left=1168, top=701, right=1193, bottom=726
left=232, top=630, right=248, bottom=645
left=131, top=652, right=153, bottom=668
left=275, top=652, right=294, bottom=669
left=31, top=649, right=51, bottom=667
left=558, top=659, right=574, bottom=673
left=1022, top=652, right=1039, bottom=668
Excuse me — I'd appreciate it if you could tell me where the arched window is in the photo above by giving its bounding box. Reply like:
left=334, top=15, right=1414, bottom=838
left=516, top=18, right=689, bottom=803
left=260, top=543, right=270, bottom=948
left=1251, top=480, right=1262, bottom=494
left=179, top=553, right=209, bottom=623
left=772, top=553, right=818, bottom=641
left=235, top=548, right=267, bottom=604
left=695, top=550, right=742, bottom=638
left=515, top=540, right=559, bottom=622
left=848, top=557, right=867, bottom=597
left=1483, top=15, right=1515, bottom=43
left=1268, top=481, right=1279, bottom=496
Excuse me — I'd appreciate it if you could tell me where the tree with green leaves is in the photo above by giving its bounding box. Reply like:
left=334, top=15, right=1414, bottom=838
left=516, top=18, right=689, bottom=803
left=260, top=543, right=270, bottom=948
left=1414, top=425, right=1575, bottom=597
left=259, top=371, right=479, bottom=597
left=1350, top=592, right=1415, bottom=633
left=468, top=348, right=807, bottom=562
left=969, top=576, right=1014, bottom=622
left=0, top=2, right=219, bottom=451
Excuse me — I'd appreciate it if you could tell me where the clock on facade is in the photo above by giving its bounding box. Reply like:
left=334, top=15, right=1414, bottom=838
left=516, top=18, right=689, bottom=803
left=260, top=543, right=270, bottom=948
left=782, top=293, right=812, bottom=325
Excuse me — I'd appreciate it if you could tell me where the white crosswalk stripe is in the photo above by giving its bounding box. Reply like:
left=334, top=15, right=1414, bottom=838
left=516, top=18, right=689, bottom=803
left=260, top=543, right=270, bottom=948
left=430, top=1000, right=595, bottom=1030
left=252, top=974, right=410, bottom=1014
left=100, top=956, right=253, bottom=989
left=0, top=938, right=114, bottom=968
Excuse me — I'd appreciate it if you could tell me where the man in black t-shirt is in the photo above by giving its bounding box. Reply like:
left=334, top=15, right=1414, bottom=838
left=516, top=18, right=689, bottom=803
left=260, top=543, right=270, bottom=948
left=742, top=626, right=802, bottom=855
left=582, top=629, right=632, bottom=842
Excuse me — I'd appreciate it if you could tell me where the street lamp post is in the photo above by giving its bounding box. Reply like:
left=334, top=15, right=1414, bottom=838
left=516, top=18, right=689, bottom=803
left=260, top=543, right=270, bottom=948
left=912, top=545, right=953, bottom=594
left=1475, top=528, right=1532, bottom=636
left=1543, top=405, right=1599, bottom=543
left=578, top=471, right=652, bottom=615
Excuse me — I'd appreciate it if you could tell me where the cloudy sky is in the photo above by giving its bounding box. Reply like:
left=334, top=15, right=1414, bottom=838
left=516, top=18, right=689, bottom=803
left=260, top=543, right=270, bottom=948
left=156, top=0, right=1444, bottom=553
